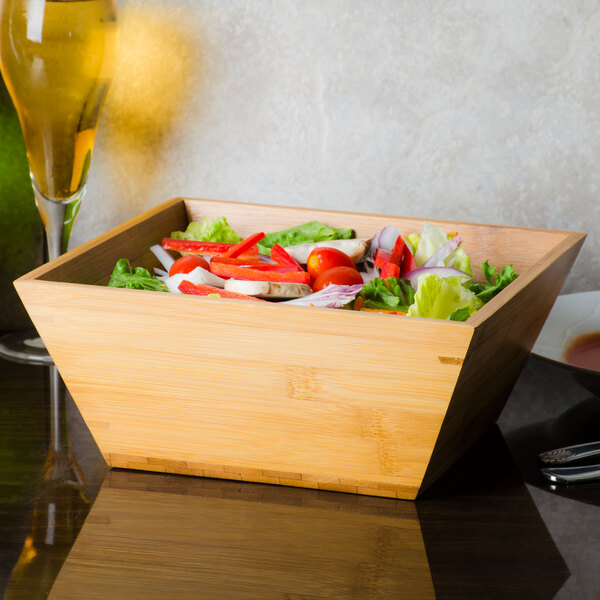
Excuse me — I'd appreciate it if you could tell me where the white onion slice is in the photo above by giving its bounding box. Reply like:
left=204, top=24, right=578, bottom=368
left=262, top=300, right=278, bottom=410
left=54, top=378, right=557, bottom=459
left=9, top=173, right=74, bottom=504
left=422, top=236, right=461, bottom=268
left=154, top=268, right=168, bottom=277
left=164, top=266, right=225, bottom=293
left=361, top=258, right=379, bottom=283
left=404, top=266, right=471, bottom=290
left=150, top=244, right=175, bottom=272
left=283, top=283, right=363, bottom=308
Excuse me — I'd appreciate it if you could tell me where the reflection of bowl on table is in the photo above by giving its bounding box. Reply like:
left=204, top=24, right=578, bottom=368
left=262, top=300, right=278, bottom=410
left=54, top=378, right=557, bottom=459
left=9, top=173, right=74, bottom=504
left=532, top=291, right=600, bottom=396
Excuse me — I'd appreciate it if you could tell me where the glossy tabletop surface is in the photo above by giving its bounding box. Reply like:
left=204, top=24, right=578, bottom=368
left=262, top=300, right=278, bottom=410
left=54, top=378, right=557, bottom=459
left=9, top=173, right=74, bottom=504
left=1, top=354, right=599, bottom=599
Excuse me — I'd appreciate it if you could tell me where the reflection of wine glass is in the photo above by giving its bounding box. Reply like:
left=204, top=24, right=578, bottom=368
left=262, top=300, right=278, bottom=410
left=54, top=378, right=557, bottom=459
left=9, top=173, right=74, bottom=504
left=3, top=366, right=90, bottom=600
left=0, top=0, right=119, bottom=364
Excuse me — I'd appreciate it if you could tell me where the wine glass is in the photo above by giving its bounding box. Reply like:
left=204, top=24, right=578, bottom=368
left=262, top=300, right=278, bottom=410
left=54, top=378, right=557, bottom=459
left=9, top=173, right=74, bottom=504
left=0, top=0, right=119, bottom=364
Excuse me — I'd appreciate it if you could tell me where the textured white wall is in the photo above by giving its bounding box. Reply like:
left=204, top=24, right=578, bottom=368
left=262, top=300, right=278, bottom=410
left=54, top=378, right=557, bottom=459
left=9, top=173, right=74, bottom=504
left=80, top=0, right=600, bottom=291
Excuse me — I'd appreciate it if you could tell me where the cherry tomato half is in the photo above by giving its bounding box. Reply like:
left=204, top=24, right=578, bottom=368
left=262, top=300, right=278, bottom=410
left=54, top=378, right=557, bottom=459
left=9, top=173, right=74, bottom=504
left=169, top=254, right=210, bottom=277
left=312, top=266, right=364, bottom=292
left=306, top=247, right=356, bottom=279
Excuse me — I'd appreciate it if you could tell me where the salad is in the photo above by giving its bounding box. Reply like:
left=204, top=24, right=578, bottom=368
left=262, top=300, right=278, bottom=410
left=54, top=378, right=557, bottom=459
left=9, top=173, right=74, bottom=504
left=108, top=216, right=518, bottom=321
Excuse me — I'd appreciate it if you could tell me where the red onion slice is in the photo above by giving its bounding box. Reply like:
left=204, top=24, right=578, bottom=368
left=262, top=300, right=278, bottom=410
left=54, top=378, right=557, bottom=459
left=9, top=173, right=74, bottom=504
left=371, top=225, right=400, bottom=256
left=283, top=283, right=363, bottom=308
left=404, top=266, right=471, bottom=290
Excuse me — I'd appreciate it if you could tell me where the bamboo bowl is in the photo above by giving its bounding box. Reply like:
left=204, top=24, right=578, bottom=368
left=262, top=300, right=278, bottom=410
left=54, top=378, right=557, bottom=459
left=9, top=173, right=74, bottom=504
left=15, top=198, right=585, bottom=500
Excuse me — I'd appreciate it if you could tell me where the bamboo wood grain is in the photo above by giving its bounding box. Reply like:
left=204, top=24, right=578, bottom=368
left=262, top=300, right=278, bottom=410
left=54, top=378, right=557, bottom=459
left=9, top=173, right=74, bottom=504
left=15, top=198, right=586, bottom=499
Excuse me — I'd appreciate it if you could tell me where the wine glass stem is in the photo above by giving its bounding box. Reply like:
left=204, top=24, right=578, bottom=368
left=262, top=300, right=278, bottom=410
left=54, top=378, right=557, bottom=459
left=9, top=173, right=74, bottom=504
left=49, top=365, right=63, bottom=454
left=32, top=183, right=84, bottom=262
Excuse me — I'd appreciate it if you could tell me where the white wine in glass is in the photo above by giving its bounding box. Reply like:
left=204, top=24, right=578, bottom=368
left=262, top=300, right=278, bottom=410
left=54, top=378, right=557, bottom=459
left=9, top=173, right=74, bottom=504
left=0, top=0, right=119, bottom=364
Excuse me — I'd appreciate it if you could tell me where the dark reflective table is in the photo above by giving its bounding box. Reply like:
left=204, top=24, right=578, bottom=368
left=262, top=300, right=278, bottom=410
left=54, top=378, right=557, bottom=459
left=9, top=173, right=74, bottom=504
left=0, top=355, right=598, bottom=599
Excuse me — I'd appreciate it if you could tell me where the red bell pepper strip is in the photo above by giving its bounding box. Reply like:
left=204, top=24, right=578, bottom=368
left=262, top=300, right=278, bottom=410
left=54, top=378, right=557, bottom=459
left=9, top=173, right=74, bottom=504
left=361, top=308, right=407, bottom=315
left=217, top=264, right=299, bottom=273
left=178, top=281, right=266, bottom=301
left=374, top=248, right=392, bottom=269
left=162, top=238, right=259, bottom=259
left=376, top=236, right=417, bottom=278
left=270, top=243, right=303, bottom=271
left=209, top=258, right=298, bottom=273
left=236, top=264, right=299, bottom=272
left=163, top=238, right=232, bottom=254
left=209, top=261, right=311, bottom=284
left=380, top=262, right=400, bottom=279
left=209, top=256, right=260, bottom=265
left=223, top=232, right=266, bottom=258
left=400, top=244, right=417, bottom=277
left=390, top=235, right=407, bottom=265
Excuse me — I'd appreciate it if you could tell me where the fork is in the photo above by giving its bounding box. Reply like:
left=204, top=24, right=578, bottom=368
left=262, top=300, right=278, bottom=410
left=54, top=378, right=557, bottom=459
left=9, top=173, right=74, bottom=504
left=538, top=441, right=600, bottom=484
left=538, top=440, right=600, bottom=465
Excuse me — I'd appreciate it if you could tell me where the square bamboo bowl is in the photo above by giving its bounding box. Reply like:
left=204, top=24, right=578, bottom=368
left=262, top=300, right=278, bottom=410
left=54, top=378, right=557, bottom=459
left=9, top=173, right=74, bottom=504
left=15, top=197, right=585, bottom=500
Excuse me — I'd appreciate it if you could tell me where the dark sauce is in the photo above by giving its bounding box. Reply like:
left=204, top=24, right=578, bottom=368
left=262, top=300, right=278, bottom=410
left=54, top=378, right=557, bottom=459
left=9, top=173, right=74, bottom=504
left=564, top=332, right=600, bottom=372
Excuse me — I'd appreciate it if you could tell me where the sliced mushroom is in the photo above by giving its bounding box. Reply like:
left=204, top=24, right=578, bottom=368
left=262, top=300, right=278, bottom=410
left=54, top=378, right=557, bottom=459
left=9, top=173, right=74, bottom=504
left=283, top=238, right=370, bottom=263
left=224, top=280, right=313, bottom=299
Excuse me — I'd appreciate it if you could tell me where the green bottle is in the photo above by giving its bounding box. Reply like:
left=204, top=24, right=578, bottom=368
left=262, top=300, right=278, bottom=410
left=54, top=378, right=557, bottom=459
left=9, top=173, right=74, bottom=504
left=0, top=74, right=44, bottom=333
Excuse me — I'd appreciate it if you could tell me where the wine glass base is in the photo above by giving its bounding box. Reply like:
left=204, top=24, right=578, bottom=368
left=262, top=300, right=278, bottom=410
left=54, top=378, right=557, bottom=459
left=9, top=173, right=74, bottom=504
left=0, top=330, right=54, bottom=365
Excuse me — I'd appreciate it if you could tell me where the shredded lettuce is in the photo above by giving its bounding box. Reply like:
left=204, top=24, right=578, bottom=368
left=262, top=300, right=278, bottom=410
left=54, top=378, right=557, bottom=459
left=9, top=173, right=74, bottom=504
left=407, top=274, right=482, bottom=320
left=171, top=216, right=242, bottom=243
left=108, top=258, right=168, bottom=292
left=258, top=221, right=353, bottom=254
left=412, top=223, right=473, bottom=276
left=405, top=233, right=420, bottom=256
left=451, top=247, right=473, bottom=276
left=414, top=223, right=448, bottom=267
left=356, top=277, right=415, bottom=312
left=469, top=260, right=518, bottom=303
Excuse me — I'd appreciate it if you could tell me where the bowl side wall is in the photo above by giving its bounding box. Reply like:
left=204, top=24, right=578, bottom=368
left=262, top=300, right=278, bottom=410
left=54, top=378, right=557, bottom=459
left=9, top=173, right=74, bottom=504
left=16, top=278, right=473, bottom=500
left=420, top=229, right=586, bottom=493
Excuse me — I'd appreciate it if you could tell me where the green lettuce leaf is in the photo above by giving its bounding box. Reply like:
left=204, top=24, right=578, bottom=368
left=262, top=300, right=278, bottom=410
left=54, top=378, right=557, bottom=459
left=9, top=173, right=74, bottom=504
left=414, top=223, right=448, bottom=267
left=451, top=247, right=473, bottom=277
left=108, top=258, right=168, bottom=292
left=407, top=274, right=482, bottom=320
left=357, top=277, right=415, bottom=312
left=468, top=261, right=518, bottom=303
left=405, top=233, right=420, bottom=256
left=448, top=306, right=472, bottom=322
left=258, top=221, right=353, bottom=254
left=171, top=216, right=242, bottom=243
left=413, top=223, right=473, bottom=276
